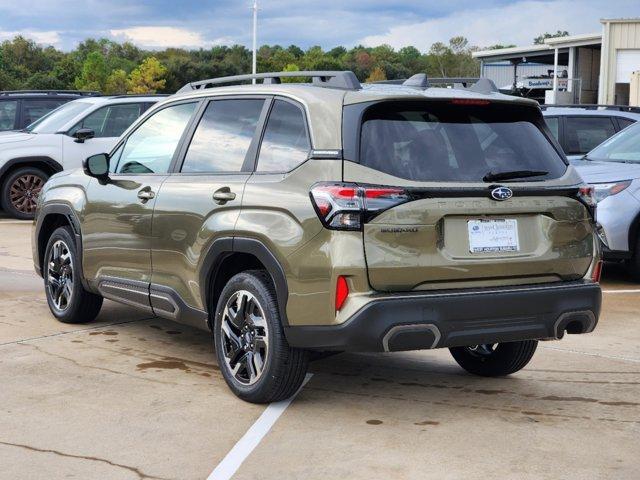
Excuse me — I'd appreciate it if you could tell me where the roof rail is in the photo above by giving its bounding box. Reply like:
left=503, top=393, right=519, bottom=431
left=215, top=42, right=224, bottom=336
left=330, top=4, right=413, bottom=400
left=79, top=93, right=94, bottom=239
left=0, top=89, right=101, bottom=96
left=108, top=94, right=171, bottom=99
left=540, top=104, right=640, bottom=113
left=370, top=77, right=481, bottom=88
left=178, top=71, right=361, bottom=93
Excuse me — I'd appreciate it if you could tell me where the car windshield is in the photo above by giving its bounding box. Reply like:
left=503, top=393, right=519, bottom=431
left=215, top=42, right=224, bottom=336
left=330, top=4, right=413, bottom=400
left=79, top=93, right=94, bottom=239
left=26, top=101, right=94, bottom=134
left=585, top=122, right=640, bottom=163
left=359, top=101, right=567, bottom=182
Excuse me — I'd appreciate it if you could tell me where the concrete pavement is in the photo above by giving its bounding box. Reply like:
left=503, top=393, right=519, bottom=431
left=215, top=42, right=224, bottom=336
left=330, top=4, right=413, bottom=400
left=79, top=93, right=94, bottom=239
left=0, top=218, right=638, bottom=479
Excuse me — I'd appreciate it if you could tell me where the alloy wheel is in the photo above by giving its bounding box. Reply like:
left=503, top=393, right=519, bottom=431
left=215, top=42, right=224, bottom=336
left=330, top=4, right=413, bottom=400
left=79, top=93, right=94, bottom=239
left=220, top=290, right=269, bottom=385
left=46, top=240, right=74, bottom=312
left=9, top=174, right=44, bottom=215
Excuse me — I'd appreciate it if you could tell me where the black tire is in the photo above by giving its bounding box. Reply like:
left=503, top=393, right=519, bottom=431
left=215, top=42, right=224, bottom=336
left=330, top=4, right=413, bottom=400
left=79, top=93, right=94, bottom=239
left=626, top=237, right=640, bottom=282
left=449, top=340, right=538, bottom=377
left=43, top=226, right=103, bottom=323
left=1, top=166, right=49, bottom=220
left=213, top=270, right=309, bottom=403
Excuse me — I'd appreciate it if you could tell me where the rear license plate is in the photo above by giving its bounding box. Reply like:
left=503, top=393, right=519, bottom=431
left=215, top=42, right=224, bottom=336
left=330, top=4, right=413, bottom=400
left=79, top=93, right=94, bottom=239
left=468, top=219, right=519, bottom=253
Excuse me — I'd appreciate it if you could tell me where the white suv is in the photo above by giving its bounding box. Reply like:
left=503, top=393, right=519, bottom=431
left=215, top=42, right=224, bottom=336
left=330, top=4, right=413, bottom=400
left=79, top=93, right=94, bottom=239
left=0, top=95, right=164, bottom=219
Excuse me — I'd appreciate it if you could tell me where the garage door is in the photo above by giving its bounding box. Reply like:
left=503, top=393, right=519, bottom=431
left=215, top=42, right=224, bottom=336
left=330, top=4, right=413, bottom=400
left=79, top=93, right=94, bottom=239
left=616, top=50, right=640, bottom=83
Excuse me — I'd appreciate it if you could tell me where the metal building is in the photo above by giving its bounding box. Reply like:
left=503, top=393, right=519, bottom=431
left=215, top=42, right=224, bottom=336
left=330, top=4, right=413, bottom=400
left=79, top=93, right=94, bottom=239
left=473, top=18, right=640, bottom=106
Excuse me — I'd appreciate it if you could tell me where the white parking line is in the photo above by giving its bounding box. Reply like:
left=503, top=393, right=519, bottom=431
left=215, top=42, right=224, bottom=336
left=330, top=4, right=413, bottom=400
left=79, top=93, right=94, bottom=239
left=207, top=373, right=313, bottom=480
left=602, top=289, right=640, bottom=294
left=541, top=345, right=640, bottom=364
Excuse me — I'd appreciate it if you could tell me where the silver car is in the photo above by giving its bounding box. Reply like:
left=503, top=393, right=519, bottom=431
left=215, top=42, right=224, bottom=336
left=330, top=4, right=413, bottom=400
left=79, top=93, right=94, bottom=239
left=575, top=122, right=640, bottom=277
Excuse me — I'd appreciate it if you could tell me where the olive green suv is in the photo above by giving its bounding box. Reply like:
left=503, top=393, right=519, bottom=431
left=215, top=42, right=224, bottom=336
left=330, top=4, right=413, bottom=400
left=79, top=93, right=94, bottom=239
left=32, top=71, right=602, bottom=403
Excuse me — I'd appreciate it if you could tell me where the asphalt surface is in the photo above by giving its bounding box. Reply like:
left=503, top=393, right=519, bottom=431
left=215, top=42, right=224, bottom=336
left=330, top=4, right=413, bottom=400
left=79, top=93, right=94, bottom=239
left=0, top=217, right=638, bottom=479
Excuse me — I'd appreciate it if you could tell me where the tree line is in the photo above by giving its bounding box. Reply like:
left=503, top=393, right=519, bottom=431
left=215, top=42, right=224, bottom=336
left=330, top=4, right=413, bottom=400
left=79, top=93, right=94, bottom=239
left=0, top=36, right=480, bottom=94
left=0, top=32, right=568, bottom=94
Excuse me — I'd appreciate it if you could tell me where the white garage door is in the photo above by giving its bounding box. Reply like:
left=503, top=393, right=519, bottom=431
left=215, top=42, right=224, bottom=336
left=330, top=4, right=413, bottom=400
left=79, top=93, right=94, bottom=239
left=616, top=50, right=640, bottom=83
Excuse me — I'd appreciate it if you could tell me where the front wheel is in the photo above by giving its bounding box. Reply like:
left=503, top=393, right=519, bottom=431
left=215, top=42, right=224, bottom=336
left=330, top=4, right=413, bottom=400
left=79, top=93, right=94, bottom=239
left=214, top=270, right=309, bottom=403
left=44, top=226, right=103, bottom=323
left=449, top=340, right=538, bottom=377
left=1, top=166, right=48, bottom=219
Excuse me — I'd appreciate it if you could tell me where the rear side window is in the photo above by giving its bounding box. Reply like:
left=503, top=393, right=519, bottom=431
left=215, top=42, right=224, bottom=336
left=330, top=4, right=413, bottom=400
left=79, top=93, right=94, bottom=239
left=359, top=101, right=566, bottom=182
left=565, top=116, right=616, bottom=154
left=181, top=99, right=264, bottom=173
left=257, top=100, right=310, bottom=172
left=545, top=116, right=559, bottom=141
left=0, top=100, right=18, bottom=130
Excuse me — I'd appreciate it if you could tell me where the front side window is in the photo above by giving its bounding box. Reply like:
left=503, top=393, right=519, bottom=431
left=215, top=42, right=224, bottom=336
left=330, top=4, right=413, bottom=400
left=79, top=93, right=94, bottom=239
left=257, top=100, right=310, bottom=172
left=72, top=103, right=144, bottom=138
left=565, top=116, right=616, bottom=154
left=359, top=101, right=566, bottom=182
left=0, top=100, right=18, bottom=130
left=587, top=122, right=640, bottom=163
left=114, top=102, right=197, bottom=174
left=181, top=99, right=264, bottom=173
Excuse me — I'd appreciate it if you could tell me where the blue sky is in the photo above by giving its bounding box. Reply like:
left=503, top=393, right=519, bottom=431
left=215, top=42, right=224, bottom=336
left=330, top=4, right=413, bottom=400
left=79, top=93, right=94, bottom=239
left=1, top=0, right=639, bottom=51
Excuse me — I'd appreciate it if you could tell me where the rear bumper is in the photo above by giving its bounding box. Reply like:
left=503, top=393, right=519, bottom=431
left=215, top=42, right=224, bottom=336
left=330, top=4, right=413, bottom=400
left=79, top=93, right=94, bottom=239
left=284, top=281, right=601, bottom=352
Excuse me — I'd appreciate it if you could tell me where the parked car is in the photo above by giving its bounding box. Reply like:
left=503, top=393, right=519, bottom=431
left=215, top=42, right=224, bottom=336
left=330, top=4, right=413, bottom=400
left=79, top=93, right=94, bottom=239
left=0, top=94, right=164, bottom=219
left=0, top=90, right=100, bottom=132
left=574, top=121, right=640, bottom=276
left=542, top=105, right=640, bottom=161
left=33, top=71, right=602, bottom=403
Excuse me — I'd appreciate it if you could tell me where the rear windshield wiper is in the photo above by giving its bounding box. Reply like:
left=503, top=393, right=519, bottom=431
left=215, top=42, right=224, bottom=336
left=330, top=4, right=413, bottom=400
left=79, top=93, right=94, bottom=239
left=483, top=170, right=548, bottom=182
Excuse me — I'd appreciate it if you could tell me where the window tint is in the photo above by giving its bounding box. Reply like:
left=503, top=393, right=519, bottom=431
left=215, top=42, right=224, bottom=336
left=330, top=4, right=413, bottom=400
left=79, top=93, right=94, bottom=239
left=21, top=99, right=68, bottom=127
left=545, top=117, right=560, bottom=141
left=565, top=116, right=616, bottom=154
left=72, top=103, right=143, bottom=138
left=0, top=100, right=18, bottom=130
left=257, top=100, right=310, bottom=172
left=182, top=99, right=264, bottom=173
left=115, top=102, right=196, bottom=174
left=359, top=101, right=566, bottom=182
left=617, top=117, right=635, bottom=130
left=587, top=122, right=640, bottom=163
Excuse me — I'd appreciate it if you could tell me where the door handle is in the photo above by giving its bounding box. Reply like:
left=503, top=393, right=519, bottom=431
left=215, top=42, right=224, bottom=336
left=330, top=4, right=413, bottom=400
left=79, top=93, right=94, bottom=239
left=137, top=187, right=155, bottom=201
left=213, top=187, right=236, bottom=204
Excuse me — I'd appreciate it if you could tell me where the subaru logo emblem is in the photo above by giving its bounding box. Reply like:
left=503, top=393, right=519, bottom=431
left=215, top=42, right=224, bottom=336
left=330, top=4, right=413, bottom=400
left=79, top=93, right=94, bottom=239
left=491, top=186, right=513, bottom=201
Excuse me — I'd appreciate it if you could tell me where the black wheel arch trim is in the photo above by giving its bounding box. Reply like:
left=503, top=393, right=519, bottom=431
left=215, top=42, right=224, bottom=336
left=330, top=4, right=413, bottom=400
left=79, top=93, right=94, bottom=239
left=199, top=236, right=290, bottom=326
left=35, top=203, right=92, bottom=292
left=0, top=156, right=63, bottom=181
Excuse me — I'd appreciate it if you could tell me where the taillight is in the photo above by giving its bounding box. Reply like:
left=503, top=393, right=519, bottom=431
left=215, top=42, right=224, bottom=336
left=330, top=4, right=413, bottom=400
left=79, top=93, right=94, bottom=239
left=335, top=275, right=349, bottom=311
left=310, top=182, right=409, bottom=230
left=576, top=184, right=597, bottom=219
left=591, top=260, right=603, bottom=283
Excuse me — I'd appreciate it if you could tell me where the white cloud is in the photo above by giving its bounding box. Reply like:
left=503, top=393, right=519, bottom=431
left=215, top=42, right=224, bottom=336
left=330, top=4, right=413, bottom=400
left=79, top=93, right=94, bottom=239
left=359, top=0, right=640, bottom=50
left=109, top=26, right=221, bottom=49
left=0, top=30, right=61, bottom=46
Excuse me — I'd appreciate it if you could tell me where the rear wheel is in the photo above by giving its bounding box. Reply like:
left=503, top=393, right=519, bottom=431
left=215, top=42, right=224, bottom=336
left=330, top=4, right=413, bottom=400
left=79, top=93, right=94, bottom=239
left=627, top=236, right=640, bottom=281
left=1, top=166, right=49, bottom=220
left=449, top=340, right=538, bottom=377
left=213, top=270, right=309, bottom=403
left=44, top=226, right=103, bottom=323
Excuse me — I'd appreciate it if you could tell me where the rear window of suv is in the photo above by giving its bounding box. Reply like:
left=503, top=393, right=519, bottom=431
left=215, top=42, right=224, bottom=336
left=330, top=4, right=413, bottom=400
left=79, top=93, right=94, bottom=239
left=358, top=101, right=566, bottom=182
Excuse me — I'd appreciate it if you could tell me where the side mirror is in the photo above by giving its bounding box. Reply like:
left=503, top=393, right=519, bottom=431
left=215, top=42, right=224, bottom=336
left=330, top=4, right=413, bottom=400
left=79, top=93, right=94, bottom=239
left=83, top=153, right=110, bottom=182
left=73, top=128, right=95, bottom=143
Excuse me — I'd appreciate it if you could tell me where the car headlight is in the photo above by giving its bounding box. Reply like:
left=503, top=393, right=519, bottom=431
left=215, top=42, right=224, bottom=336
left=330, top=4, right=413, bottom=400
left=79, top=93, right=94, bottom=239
left=592, top=180, right=632, bottom=202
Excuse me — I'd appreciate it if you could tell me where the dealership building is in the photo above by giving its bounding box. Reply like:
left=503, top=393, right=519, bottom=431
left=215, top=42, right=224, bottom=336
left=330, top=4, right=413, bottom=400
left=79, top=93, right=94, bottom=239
left=473, top=18, right=640, bottom=106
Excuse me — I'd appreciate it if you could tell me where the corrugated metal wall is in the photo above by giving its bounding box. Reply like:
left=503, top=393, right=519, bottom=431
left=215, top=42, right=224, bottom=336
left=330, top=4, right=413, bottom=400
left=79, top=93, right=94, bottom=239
left=600, top=20, right=640, bottom=104
left=482, top=62, right=565, bottom=89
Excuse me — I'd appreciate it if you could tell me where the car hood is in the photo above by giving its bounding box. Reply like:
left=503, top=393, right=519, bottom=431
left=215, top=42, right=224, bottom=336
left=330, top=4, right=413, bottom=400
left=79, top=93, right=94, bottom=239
left=0, top=131, right=37, bottom=145
left=574, top=160, right=640, bottom=183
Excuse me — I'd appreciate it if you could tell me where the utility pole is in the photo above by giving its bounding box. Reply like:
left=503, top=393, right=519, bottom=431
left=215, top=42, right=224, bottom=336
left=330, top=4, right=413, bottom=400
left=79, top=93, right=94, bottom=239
left=252, top=0, right=258, bottom=84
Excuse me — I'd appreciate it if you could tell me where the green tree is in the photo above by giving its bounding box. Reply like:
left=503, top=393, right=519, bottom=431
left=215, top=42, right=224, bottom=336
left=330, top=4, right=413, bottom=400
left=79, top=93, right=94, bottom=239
left=127, top=57, right=167, bottom=93
left=534, top=31, right=569, bottom=45
left=105, top=69, right=128, bottom=94
left=74, top=51, right=108, bottom=91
